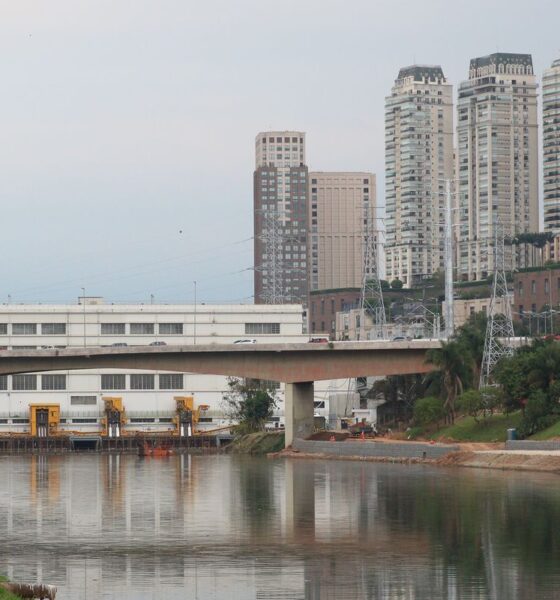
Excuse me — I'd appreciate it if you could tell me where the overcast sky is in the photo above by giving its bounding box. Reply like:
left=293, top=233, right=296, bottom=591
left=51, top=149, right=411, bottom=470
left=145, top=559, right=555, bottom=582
left=1, top=0, right=559, bottom=305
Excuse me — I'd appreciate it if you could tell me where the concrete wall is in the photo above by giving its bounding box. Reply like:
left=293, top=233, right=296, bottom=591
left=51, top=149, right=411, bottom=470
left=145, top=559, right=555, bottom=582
left=293, top=439, right=459, bottom=459
left=505, top=440, right=560, bottom=451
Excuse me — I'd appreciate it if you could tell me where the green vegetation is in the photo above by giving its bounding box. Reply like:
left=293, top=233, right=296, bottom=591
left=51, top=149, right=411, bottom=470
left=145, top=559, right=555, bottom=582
left=0, top=577, right=23, bottom=600
left=222, top=377, right=278, bottom=434
left=413, top=396, right=445, bottom=426
left=228, top=431, right=285, bottom=454
left=429, top=412, right=523, bottom=443
left=530, top=419, right=560, bottom=440
left=496, top=340, right=560, bottom=437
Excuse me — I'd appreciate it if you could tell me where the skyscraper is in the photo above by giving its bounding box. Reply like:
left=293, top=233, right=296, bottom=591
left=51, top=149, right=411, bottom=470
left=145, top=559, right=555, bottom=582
left=254, top=131, right=308, bottom=304
left=456, top=53, right=538, bottom=281
left=385, top=65, right=454, bottom=288
left=308, top=172, right=376, bottom=291
left=543, top=58, right=560, bottom=233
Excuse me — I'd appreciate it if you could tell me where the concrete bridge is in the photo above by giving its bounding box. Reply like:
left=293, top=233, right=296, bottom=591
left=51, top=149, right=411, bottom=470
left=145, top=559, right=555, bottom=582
left=0, top=340, right=440, bottom=446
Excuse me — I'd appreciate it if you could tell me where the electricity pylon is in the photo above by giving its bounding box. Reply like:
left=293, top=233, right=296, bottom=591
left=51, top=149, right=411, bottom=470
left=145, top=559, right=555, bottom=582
left=256, top=209, right=286, bottom=304
left=479, top=222, right=515, bottom=388
left=359, top=211, right=386, bottom=339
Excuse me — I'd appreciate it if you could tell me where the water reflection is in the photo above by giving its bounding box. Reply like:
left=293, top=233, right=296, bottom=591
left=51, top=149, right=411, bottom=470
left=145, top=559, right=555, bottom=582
left=0, top=454, right=559, bottom=599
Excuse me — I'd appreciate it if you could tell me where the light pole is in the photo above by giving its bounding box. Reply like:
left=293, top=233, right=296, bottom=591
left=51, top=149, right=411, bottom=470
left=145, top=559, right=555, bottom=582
left=193, top=281, right=197, bottom=345
left=81, top=287, right=86, bottom=347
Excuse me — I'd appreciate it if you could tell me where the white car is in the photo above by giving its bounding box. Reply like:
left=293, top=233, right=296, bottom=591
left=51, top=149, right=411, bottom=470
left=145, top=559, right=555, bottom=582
left=233, top=339, right=257, bottom=344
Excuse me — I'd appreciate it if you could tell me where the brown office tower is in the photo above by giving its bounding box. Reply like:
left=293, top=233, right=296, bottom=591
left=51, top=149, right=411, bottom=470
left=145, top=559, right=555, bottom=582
left=308, top=172, right=376, bottom=292
left=254, top=131, right=308, bottom=304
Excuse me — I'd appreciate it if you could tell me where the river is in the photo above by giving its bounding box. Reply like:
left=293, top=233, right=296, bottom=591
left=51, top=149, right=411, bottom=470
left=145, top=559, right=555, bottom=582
left=0, top=453, right=559, bottom=599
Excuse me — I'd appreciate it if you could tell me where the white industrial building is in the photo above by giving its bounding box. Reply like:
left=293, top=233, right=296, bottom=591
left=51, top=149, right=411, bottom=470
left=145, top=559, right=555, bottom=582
left=0, top=299, right=357, bottom=435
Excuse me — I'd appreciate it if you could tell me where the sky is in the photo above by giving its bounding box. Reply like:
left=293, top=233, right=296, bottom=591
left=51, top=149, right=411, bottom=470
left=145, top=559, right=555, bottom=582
left=1, top=0, right=559, bottom=305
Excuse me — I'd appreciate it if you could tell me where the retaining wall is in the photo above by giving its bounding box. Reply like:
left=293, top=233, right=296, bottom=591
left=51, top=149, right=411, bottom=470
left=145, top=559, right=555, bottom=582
left=505, top=440, right=560, bottom=451
left=292, top=439, right=459, bottom=459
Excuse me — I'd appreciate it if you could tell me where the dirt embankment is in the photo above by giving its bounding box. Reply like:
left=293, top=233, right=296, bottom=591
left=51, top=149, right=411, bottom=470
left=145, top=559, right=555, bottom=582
left=227, top=432, right=285, bottom=455
left=438, top=450, right=560, bottom=473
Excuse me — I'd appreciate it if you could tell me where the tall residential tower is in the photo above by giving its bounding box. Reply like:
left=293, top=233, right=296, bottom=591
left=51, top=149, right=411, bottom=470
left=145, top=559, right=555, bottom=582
left=456, top=53, right=538, bottom=280
left=543, top=58, right=560, bottom=233
left=254, top=131, right=308, bottom=304
left=385, top=65, right=454, bottom=288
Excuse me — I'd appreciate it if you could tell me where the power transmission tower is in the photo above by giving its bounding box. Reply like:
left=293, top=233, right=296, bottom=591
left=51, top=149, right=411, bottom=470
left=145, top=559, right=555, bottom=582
left=257, top=209, right=286, bottom=304
left=359, top=211, right=386, bottom=339
left=479, top=222, right=514, bottom=388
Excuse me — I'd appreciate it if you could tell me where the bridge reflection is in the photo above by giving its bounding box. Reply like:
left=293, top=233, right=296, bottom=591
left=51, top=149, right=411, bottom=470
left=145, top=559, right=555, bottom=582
left=0, top=455, right=558, bottom=599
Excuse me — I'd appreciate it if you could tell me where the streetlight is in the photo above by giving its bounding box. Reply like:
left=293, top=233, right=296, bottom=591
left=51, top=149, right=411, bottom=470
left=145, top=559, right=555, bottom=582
left=193, top=281, right=197, bottom=345
left=81, top=287, right=86, bottom=347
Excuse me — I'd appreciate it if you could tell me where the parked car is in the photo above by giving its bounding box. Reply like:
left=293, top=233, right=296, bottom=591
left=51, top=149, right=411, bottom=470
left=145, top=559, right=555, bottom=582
left=233, top=339, right=257, bottom=344
left=308, top=336, right=329, bottom=343
left=111, top=343, right=128, bottom=347
left=149, top=341, right=167, bottom=346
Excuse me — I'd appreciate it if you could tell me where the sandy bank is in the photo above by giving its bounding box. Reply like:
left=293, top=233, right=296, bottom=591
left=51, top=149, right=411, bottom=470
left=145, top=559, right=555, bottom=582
left=272, top=446, right=560, bottom=474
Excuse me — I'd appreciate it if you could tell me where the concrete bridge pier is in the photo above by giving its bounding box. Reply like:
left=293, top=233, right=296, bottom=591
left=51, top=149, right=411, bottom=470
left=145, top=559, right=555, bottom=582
left=285, top=381, right=314, bottom=448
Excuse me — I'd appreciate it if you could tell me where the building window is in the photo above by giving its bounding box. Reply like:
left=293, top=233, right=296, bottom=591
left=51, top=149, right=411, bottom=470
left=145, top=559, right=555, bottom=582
left=245, top=323, right=280, bottom=335
left=0, top=324, right=7, bottom=335
left=12, top=374, right=37, bottom=391
left=130, top=374, right=155, bottom=390
left=545, top=279, right=550, bottom=294
left=12, top=323, right=37, bottom=335
left=159, top=323, right=183, bottom=335
left=130, top=323, right=155, bottom=335
left=518, top=281, right=523, bottom=296
left=0, top=375, right=7, bottom=390
left=159, top=374, right=184, bottom=390
left=531, top=280, right=536, bottom=294
left=101, top=323, right=126, bottom=335
left=42, top=374, right=66, bottom=390
left=101, top=374, right=126, bottom=390
left=41, top=323, right=66, bottom=335
left=71, top=395, right=97, bottom=406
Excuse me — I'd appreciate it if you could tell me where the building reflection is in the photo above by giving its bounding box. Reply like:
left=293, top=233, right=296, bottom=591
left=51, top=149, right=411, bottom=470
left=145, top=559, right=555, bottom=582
left=0, top=455, right=559, bottom=598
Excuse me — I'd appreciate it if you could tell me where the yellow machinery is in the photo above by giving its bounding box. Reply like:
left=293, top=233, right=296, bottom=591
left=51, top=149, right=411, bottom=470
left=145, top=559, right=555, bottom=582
left=30, top=404, right=60, bottom=437
left=173, top=396, right=209, bottom=436
left=101, top=397, right=126, bottom=438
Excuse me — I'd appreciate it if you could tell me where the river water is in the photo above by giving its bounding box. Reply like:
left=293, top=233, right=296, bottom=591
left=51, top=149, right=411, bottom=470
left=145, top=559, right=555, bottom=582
left=0, top=454, right=559, bottom=599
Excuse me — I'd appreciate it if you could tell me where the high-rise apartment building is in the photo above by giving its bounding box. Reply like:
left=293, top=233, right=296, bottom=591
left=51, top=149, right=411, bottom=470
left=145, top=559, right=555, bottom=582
left=543, top=58, right=560, bottom=233
left=385, top=65, right=454, bottom=288
left=254, top=131, right=308, bottom=304
left=456, top=53, right=538, bottom=280
left=308, top=172, right=376, bottom=291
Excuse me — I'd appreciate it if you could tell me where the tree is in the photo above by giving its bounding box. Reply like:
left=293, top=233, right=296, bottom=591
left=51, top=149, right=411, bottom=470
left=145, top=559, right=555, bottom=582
left=222, top=377, right=278, bottom=433
left=390, top=278, right=404, bottom=290
left=458, top=387, right=504, bottom=422
left=413, top=396, right=446, bottom=426
left=426, top=340, right=470, bottom=423
left=455, top=314, right=487, bottom=388
left=496, top=339, right=560, bottom=436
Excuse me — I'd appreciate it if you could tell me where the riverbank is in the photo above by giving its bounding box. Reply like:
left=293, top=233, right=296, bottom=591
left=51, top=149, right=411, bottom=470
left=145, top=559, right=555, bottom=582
left=227, top=431, right=285, bottom=454
left=273, top=438, right=560, bottom=474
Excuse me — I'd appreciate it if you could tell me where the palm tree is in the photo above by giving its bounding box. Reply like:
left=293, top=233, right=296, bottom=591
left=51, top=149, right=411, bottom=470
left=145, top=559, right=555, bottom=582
left=426, top=340, right=470, bottom=423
